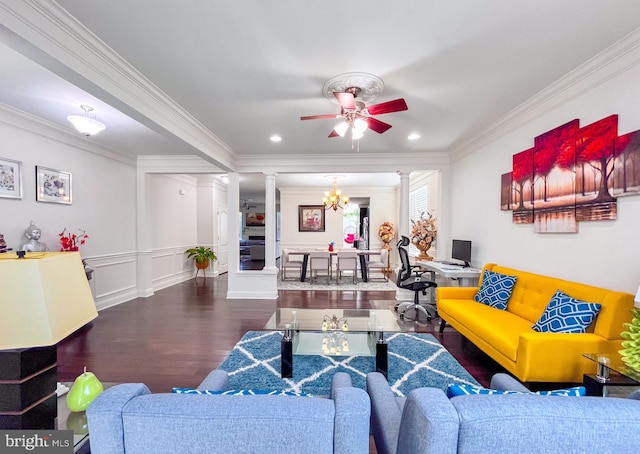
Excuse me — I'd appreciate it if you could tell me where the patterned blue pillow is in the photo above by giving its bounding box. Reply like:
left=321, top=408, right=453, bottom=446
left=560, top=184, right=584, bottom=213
left=532, top=290, right=601, bottom=334
left=473, top=270, right=517, bottom=310
left=447, top=383, right=585, bottom=397
left=172, top=388, right=312, bottom=397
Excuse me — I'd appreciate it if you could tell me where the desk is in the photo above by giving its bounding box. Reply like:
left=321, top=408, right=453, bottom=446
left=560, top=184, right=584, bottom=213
left=415, top=261, right=481, bottom=307
left=415, top=261, right=481, bottom=287
left=290, top=250, right=381, bottom=283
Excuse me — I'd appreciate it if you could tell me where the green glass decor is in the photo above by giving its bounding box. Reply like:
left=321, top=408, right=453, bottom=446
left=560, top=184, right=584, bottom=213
left=620, top=308, right=640, bottom=371
left=66, top=367, right=104, bottom=412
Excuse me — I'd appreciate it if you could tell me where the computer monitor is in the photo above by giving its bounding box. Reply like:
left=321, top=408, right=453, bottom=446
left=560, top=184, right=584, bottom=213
left=451, top=239, right=472, bottom=267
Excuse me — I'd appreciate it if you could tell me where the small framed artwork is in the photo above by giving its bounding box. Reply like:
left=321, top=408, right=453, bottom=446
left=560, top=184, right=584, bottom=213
left=0, top=157, right=22, bottom=199
left=36, top=166, right=72, bottom=204
left=298, top=205, right=325, bottom=232
left=246, top=212, right=265, bottom=226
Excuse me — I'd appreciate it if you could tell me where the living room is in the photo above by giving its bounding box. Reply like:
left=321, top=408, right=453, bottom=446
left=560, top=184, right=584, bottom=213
left=2, top=2, right=640, bottom=451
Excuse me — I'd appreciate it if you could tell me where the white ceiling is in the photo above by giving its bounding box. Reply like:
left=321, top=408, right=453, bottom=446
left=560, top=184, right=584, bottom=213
left=1, top=1, right=640, bottom=194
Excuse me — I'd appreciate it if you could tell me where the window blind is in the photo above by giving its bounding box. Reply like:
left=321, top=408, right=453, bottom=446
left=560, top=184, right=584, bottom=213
left=409, top=185, right=428, bottom=256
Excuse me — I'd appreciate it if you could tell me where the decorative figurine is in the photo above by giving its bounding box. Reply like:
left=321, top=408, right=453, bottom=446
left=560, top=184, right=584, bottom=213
left=20, top=221, right=49, bottom=252
left=0, top=233, right=10, bottom=253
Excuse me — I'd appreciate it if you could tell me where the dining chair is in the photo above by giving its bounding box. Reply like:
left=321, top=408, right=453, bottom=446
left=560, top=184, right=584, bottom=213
left=336, top=249, right=359, bottom=284
left=367, top=249, right=389, bottom=282
left=309, top=251, right=331, bottom=284
left=280, top=248, right=303, bottom=281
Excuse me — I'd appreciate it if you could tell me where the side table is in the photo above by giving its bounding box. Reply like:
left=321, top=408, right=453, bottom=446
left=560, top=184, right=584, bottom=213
left=582, top=353, right=640, bottom=397
left=57, top=382, right=117, bottom=453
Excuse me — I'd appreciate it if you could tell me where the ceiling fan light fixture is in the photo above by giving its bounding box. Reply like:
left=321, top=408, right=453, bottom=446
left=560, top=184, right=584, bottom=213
left=353, top=118, right=368, bottom=134
left=67, top=105, right=106, bottom=137
left=334, top=121, right=349, bottom=137
left=351, top=128, right=364, bottom=140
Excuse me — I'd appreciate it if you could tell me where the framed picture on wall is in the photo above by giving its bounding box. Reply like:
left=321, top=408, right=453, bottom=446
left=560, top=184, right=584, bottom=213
left=0, top=157, right=22, bottom=199
left=36, top=165, right=72, bottom=204
left=298, top=205, right=325, bottom=232
left=246, top=212, right=265, bottom=226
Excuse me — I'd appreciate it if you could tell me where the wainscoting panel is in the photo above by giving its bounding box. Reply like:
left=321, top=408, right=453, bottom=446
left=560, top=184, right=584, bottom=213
left=85, top=253, right=138, bottom=311
left=152, top=246, right=195, bottom=292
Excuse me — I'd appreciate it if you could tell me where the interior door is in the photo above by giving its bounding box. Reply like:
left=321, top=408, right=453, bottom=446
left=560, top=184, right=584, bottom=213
left=217, top=204, right=228, bottom=274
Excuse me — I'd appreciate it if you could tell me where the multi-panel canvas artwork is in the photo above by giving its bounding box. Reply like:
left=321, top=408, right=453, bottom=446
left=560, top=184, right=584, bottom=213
left=501, top=114, right=640, bottom=233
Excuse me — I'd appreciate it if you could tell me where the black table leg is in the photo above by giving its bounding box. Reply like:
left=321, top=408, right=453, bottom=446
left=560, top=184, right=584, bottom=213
left=300, top=255, right=309, bottom=282
left=359, top=255, right=368, bottom=282
left=374, top=331, right=388, bottom=378
left=281, top=334, right=293, bottom=378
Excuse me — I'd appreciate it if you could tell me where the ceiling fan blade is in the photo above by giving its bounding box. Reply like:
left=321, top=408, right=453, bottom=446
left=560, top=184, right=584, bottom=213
left=300, top=114, right=339, bottom=120
left=367, top=117, right=393, bottom=134
left=328, top=130, right=340, bottom=138
left=333, top=92, right=356, bottom=110
left=366, top=98, right=408, bottom=115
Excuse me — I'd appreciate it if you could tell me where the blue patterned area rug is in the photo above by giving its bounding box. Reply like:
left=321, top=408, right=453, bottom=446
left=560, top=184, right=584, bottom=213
left=217, top=331, right=479, bottom=396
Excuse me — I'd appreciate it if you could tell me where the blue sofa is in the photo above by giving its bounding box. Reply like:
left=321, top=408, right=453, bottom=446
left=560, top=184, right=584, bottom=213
left=367, top=372, right=640, bottom=454
left=87, top=371, right=370, bottom=454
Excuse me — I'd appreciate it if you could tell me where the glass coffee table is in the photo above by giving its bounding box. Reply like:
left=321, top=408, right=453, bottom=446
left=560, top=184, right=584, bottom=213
left=582, top=353, right=640, bottom=396
left=265, top=308, right=412, bottom=378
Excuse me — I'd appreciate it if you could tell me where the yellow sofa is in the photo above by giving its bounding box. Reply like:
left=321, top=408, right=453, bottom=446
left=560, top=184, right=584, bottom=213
left=437, top=263, right=634, bottom=383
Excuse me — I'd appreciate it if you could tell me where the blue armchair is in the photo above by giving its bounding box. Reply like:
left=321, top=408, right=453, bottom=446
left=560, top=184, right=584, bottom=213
left=87, top=371, right=370, bottom=454
left=367, top=371, right=640, bottom=454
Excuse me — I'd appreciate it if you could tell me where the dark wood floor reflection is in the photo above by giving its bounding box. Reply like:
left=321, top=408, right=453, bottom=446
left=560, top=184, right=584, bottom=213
left=57, top=273, right=503, bottom=393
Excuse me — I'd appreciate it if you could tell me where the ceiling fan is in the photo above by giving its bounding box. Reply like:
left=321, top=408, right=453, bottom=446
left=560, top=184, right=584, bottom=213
left=300, top=86, right=408, bottom=140
left=241, top=199, right=256, bottom=210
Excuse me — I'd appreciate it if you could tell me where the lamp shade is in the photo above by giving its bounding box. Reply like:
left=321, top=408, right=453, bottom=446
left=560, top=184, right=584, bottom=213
left=67, top=115, right=106, bottom=137
left=0, top=252, right=97, bottom=349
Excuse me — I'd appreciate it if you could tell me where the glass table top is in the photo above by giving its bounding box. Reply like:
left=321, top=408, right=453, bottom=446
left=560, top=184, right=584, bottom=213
left=582, top=353, right=640, bottom=383
left=265, top=308, right=411, bottom=333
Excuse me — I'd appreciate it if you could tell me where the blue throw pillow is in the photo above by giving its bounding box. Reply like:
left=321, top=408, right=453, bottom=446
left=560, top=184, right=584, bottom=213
left=473, top=270, right=517, bottom=310
left=172, top=388, right=312, bottom=397
left=532, top=290, right=601, bottom=334
left=447, top=383, right=585, bottom=397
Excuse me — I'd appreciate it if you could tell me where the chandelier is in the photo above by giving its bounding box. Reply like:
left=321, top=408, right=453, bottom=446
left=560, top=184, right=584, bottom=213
left=323, top=177, right=349, bottom=211
left=67, top=105, right=106, bottom=137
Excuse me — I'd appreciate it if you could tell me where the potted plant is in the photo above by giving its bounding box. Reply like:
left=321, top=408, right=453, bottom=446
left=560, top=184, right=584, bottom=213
left=185, top=246, right=217, bottom=275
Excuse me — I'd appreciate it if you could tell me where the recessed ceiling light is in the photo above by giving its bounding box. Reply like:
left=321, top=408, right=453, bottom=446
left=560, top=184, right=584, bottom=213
left=270, top=135, right=282, bottom=142
left=408, top=133, right=420, bottom=140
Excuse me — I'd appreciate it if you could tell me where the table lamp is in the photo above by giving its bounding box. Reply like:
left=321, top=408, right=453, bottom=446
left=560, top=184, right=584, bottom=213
left=0, top=252, right=98, bottom=429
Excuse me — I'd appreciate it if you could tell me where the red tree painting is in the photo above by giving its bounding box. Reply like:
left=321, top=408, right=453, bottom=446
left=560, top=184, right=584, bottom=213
left=533, top=120, right=578, bottom=232
left=501, top=114, right=640, bottom=233
left=574, top=115, right=618, bottom=220
left=512, top=148, right=534, bottom=224
left=613, top=129, right=640, bottom=196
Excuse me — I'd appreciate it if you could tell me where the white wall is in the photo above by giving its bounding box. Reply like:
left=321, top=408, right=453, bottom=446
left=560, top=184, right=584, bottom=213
left=147, top=174, right=199, bottom=290
left=450, top=42, right=640, bottom=294
left=0, top=113, right=138, bottom=309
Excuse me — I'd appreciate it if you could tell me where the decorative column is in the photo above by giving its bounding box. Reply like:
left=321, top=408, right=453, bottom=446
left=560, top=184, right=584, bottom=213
left=264, top=172, right=278, bottom=272
left=398, top=172, right=410, bottom=239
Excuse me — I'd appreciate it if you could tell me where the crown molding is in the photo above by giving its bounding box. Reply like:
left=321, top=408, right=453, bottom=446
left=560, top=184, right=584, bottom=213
left=136, top=155, right=224, bottom=174
left=450, top=26, right=640, bottom=161
left=235, top=150, right=450, bottom=174
left=0, top=0, right=236, bottom=170
left=0, top=102, right=136, bottom=166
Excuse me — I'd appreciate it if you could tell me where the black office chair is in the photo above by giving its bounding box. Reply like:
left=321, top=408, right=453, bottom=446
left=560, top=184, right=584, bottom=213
left=395, top=236, right=437, bottom=322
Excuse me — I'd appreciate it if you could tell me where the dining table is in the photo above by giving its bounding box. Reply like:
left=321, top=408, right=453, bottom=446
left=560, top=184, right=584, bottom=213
left=288, top=249, right=381, bottom=283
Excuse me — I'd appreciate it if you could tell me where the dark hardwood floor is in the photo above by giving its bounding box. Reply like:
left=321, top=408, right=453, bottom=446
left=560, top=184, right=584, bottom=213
left=57, top=272, right=504, bottom=392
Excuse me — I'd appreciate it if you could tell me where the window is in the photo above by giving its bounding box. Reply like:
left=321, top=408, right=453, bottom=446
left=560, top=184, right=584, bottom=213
left=408, top=185, right=428, bottom=256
